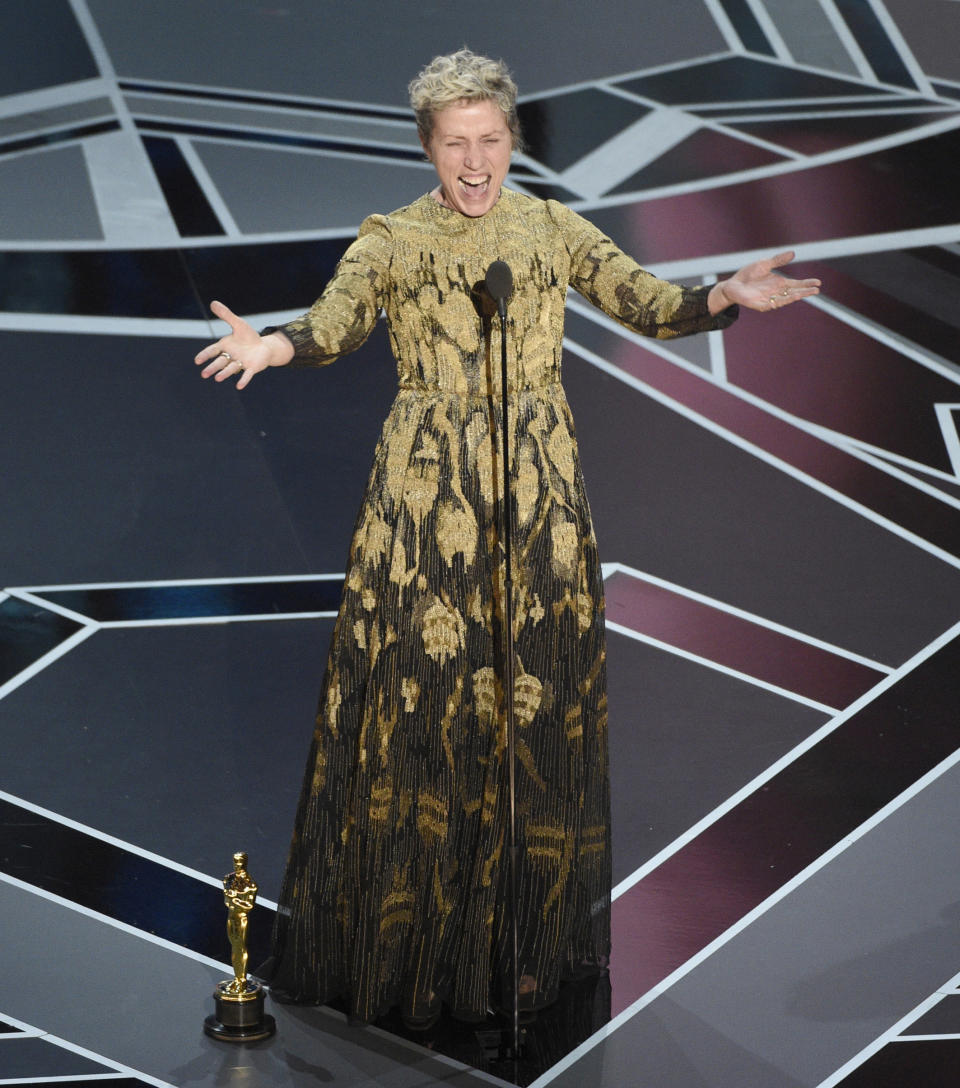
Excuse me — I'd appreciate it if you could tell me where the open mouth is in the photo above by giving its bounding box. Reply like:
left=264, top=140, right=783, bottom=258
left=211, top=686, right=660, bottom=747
left=459, top=175, right=491, bottom=193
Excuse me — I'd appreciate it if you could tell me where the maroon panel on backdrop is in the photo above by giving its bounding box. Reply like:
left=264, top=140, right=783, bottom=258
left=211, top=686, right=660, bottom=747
left=795, top=254, right=960, bottom=370
left=729, top=110, right=958, bottom=157
left=608, top=629, right=960, bottom=1016
left=564, top=330, right=960, bottom=560
left=589, top=126, right=960, bottom=263
left=609, top=127, right=786, bottom=195
left=605, top=569, right=888, bottom=708
left=721, top=291, right=960, bottom=473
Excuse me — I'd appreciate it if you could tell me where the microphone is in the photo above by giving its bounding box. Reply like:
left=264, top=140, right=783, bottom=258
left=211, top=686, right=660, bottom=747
left=483, top=253, right=522, bottom=1060
left=485, top=260, right=513, bottom=321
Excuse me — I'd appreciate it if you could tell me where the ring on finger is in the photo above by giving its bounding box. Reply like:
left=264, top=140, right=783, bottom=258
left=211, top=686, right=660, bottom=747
left=219, top=351, right=234, bottom=363
left=769, top=296, right=777, bottom=308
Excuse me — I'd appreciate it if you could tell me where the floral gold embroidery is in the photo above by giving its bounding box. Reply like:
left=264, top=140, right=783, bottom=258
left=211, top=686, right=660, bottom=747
left=514, top=670, right=543, bottom=728
left=401, top=676, right=420, bottom=712
left=402, top=462, right=439, bottom=523
left=421, top=594, right=465, bottom=663
left=547, top=422, right=576, bottom=487
left=472, top=666, right=498, bottom=728
left=515, top=444, right=541, bottom=526
left=551, top=514, right=579, bottom=577
left=436, top=501, right=478, bottom=567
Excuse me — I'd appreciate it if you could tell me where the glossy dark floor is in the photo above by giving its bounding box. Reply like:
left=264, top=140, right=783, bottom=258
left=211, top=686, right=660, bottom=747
left=3, top=2, right=960, bottom=1087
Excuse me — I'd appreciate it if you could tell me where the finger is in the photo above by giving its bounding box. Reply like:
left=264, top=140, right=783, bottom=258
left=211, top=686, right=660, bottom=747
left=195, top=341, right=229, bottom=367
left=232, top=360, right=264, bottom=389
left=214, top=358, right=247, bottom=382
left=776, top=280, right=821, bottom=300
left=199, top=349, right=234, bottom=377
left=778, top=274, right=821, bottom=289
left=202, top=349, right=246, bottom=379
left=210, top=299, right=251, bottom=335
left=766, top=251, right=796, bottom=272
left=763, top=285, right=821, bottom=312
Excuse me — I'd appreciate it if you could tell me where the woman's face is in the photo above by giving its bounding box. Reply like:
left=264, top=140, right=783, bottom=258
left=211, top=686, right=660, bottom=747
left=424, top=98, right=512, bottom=217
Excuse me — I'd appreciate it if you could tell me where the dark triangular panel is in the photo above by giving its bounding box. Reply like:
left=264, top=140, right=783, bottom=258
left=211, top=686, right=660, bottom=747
left=608, top=127, right=785, bottom=194
left=616, top=55, right=897, bottom=106
left=518, top=88, right=650, bottom=172
left=730, top=109, right=960, bottom=155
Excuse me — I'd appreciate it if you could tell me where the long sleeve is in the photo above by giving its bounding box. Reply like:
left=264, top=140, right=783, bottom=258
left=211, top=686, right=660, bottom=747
left=266, top=214, right=393, bottom=367
left=547, top=200, right=738, bottom=339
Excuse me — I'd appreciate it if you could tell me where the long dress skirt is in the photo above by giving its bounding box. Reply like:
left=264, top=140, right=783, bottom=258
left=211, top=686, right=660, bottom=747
left=267, top=378, right=611, bottom=1023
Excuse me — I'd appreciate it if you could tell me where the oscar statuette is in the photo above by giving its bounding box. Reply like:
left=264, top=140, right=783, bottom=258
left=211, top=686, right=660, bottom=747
left=204, top=852, right=276, bottom=1042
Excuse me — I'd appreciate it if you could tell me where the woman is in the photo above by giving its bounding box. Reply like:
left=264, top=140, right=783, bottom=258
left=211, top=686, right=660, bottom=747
left=196, top=49, right=820, bottom=1028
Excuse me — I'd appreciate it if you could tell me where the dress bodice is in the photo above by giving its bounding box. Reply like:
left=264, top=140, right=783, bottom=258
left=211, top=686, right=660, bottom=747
left=273, top=188, right=735, bottom=396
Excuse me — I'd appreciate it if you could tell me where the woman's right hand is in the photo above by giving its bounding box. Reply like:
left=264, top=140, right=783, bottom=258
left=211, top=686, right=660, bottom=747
left=194, top=300, right=295, bottom=390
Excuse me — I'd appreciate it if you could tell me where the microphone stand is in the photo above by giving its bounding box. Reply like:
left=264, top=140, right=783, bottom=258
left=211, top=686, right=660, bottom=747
left=483, top=260, right=525, bottom=1065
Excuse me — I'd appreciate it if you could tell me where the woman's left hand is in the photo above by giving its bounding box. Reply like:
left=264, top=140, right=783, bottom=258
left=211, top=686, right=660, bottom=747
left=708, top=251, right=821, bottom=314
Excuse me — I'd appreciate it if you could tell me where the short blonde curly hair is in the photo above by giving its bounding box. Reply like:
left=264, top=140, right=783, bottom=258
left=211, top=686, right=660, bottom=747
left=408, top=48, right=524, bottom=150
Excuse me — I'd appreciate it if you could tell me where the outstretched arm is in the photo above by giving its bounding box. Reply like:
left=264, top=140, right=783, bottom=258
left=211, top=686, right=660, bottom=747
left=708, top=251, right=821, bottom=315
left=194, top=300, right=295, bottom=390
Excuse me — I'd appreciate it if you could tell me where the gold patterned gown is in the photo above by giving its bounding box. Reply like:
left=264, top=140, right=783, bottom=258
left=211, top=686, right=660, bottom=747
left=265, top=188, right=737, bottom=1023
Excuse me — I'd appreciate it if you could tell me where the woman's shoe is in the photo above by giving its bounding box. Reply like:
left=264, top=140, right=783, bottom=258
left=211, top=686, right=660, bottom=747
left=401, top=1008, right=441, bottom=1031
left=401, top=994, right=442, bottom=1031
left=495, top=974, right=544, bottom=1023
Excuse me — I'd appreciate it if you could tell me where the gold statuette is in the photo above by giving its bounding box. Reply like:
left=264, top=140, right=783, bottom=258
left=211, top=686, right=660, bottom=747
left=223, top=851, right=257, bottom=996
left=204, top=851, right=276, bottom=1043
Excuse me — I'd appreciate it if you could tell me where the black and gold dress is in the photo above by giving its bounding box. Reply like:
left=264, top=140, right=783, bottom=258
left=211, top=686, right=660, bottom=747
left=265, top=187, right=736, bottom=1023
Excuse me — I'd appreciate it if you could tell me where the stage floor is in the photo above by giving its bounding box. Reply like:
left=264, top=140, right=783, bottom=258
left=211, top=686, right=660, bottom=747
left=3, top=2, right=960, bottom=1085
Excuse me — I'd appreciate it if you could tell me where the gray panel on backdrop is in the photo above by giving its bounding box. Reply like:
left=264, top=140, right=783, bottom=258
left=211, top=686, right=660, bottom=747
left=87, top=0, right=729, bottom=102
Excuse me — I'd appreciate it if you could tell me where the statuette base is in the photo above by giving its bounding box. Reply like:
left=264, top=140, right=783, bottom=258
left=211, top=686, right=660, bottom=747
left=204, top=980, right=276, bottom=1043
